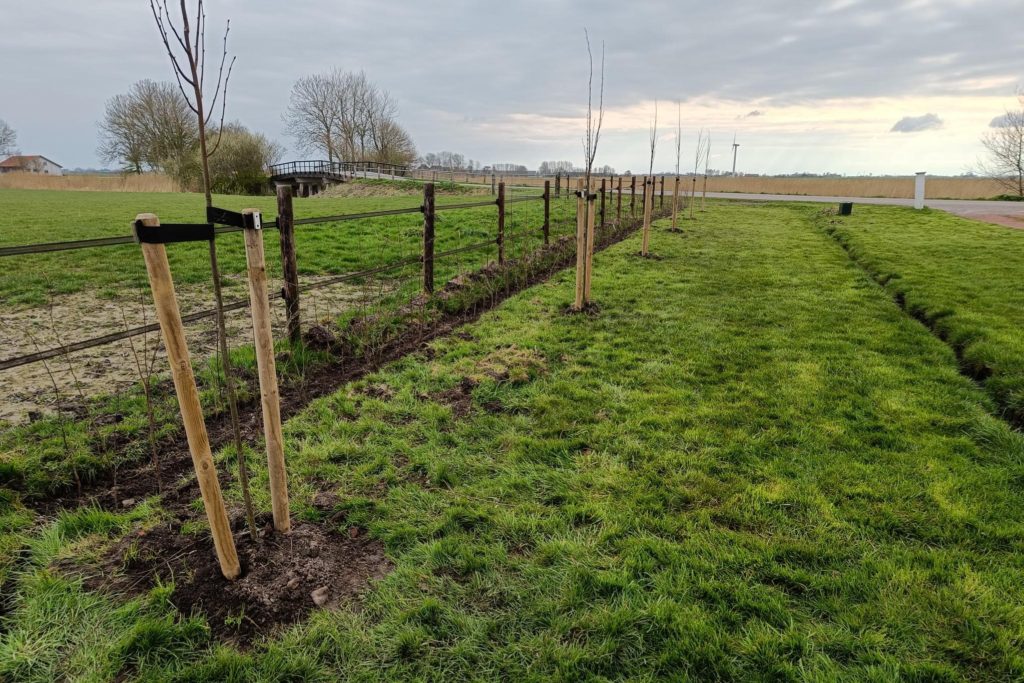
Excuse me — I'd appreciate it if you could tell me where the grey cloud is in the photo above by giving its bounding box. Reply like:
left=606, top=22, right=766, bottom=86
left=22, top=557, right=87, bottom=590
left=890, top=114, right=944, bottom=133
left=743, top=110, right=765, bottom=118
left=1, top=0, right=1022, bottom=170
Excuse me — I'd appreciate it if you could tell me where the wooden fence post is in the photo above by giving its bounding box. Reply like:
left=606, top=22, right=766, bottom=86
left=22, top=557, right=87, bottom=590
left=423, top=183, right=436, bottom=294
left=543, top=180, right=551, bottom=245
left=660, top=176, right=666, bottom=209
left=630, top=176, right=637, bottom=216
left=275, top=184, right=301, bottom=345
left=702, top=174, right=709, bottom=212
left=599, top=178, right=606, bottom=228
left=584, top=187, right=596, bottom=304
left=491, top=173, right=497, bottom=196
left=574, top=179, right=586, bottom=310
left=555, top=173, right=561, bottom=198
left=134, top=213, right=240, bottom=580
left=617, top=176, right=623, bottom=224
left=241, top=209, right=291, bottom=534
left=642, top=179, right=654, bottom=256
left=497, top=181, right=506, bottom=265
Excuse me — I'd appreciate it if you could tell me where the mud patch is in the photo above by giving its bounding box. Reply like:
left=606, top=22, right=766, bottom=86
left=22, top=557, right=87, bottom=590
left=91, top=516, right=391, bottom=645
left=561, top=302, right=602, bottom=317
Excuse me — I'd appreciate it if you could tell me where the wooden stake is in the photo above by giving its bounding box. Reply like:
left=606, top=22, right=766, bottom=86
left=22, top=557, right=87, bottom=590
left=599, top=178, right=606, bottom=228
left=690, top=177, right=698, bottom=219
left=584, top=186, right=596, bottom=304
left=135, top=213, right=240, bottom=581
left=641, top=179, right=654, bottom=256
left=660, top=176, right=666, bottom=209
left=573, top=179, right=586, bottom=310
left=242, top=210, right=290, bottom=534
left=630, top=176, right=637, bottom=216
left=617, top=176, right=623, bottom=224
left=671, top=176, right=681, bottom=229
left=701, top=174, right=708, bottom=212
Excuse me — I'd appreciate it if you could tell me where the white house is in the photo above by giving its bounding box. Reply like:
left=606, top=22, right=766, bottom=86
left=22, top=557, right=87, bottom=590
left=0, top=155, right=63, bottom=175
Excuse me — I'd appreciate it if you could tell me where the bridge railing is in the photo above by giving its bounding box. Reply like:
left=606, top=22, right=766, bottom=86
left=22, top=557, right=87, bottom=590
left=269, top=160, right=411, bottom=179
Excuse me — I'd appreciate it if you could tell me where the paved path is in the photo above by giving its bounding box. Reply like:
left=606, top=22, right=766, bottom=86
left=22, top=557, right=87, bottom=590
left=707, top=192, right=1024, bottom=229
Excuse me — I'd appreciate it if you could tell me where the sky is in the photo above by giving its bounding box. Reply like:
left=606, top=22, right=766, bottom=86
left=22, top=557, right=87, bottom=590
left=2, top=0, right=1022, bottom=176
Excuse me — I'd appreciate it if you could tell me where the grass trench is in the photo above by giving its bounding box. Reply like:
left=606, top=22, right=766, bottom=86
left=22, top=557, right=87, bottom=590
left=2, top=202, right=1024, bottom=680
left=818, top=205, right=1024, bottom=425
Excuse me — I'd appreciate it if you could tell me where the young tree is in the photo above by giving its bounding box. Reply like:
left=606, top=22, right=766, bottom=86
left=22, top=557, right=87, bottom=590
left=0, top=119, right=16, bottom=156
left=148, top=0, right=235, bottom=207
left=981, top=95, right=1024, bottom=197
left=98, top=80, right=197, bottom=175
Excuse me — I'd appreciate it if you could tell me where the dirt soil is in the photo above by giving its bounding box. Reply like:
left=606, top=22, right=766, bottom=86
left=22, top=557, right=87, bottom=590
left=87, top=512, right=390, bottom=644
left=0, top=275, right=386, bottom=424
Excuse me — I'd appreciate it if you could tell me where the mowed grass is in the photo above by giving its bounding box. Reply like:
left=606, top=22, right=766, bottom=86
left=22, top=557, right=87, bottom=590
left=819, top=205, right=1024, bottom=424
left=2, top=202, right=1024, bottom=680
left=0, top=183, right=573, bottom=307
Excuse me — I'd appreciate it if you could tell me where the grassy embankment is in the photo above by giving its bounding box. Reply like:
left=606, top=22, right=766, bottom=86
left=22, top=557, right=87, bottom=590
left=0, top=201, right=1022, bottom=680
left=818, top=204, right=1024, bottom=425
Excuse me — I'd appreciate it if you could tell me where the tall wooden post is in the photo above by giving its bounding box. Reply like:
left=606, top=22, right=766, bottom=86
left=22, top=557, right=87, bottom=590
left=630, top=176, right=637, bottom=216
left=134, top=214, right=240, bottom=581
left=543, top=180, right=551, bottom=245
left=423, top=183, right=436, bottom=293
left=491, top=173, right=497, bottom=196
left=671, top=176, right=681, bottom=229
left=617, top=176, right=623, bottom=224
left=702, top=174, right=709, bottom=212
left=584, top=187, right=596, bottom=303
left=275, top=184, right=301, bottom=345
left=555, top=172, right=561, bottom=198
left=242, top=210, right=290, bottom=534
left=642, top=179, right=654, bottom=256
left=660, top=176, right=666, bottom=209
left=497, top=182, right=506, bottom=265
left=574, top=179, right=586, bottom=310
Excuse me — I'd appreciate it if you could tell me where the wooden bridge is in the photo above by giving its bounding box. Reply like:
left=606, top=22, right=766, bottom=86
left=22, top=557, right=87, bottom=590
left=269, top=160, right=411, bottom=196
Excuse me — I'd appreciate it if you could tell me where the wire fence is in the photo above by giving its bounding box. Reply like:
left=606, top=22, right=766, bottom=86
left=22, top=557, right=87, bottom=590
left=0, top=175, right=666, bottom=424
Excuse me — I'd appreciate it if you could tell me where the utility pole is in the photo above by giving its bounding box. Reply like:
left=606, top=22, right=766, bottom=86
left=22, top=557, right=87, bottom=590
left=731, top=134, right=740, bottom=176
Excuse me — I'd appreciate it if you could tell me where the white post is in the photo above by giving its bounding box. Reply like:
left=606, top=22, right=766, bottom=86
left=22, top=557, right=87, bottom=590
left=914, top=172, right=926, bottom=210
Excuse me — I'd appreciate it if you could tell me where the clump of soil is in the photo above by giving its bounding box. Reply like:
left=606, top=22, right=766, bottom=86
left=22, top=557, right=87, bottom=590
left=633, top=251, right=665, bottom=260
left=665, top=227, right=686, bottom=234
left=561, top=302, right=602, bottom=317
left=93, top=516, right=391, bottom=644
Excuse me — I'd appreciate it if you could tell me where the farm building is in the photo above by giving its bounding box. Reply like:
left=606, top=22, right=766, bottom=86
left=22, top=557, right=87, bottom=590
left=0, top=155, right=63, bottom=175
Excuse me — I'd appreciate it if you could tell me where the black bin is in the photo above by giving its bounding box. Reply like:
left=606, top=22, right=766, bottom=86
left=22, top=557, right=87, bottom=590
left=838, top=202, right=853, bottom=216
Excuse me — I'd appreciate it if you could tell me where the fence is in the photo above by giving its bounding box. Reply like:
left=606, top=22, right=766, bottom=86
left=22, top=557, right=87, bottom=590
left=0, top=175, right=674, bottom=424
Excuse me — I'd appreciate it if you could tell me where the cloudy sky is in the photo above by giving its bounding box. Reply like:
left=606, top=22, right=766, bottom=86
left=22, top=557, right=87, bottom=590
left=2, top=0, right=1022, bottom=175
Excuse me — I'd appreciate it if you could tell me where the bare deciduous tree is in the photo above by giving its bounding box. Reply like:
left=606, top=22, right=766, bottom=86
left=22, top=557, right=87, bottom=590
left=98, top=80, right=197, bottom=175
left=0, top=119, right=16, bottom=156
left=582, top=29, right=605, bottom=189
left=981, top=95, right=1024, bottom=198
left=284, top=69, right=417, bottom=166
left=148, top=0, right=235, bottom=207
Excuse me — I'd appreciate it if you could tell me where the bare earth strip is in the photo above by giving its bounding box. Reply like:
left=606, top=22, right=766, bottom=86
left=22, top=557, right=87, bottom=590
left=0, top=274, right=390, bottom=424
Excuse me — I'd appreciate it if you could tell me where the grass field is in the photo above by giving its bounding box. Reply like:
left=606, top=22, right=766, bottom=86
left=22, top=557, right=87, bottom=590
left=1, top=201, right=1023, bottom=680
left=0, top=182, right=572, bottom=308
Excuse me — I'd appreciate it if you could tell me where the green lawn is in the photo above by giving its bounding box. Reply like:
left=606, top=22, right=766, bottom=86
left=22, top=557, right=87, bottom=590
left=819, top=205, right=1024, bottom=425
left=1, top=201, right=1023, bottom=680
left=0, top=183, right=576, bottom=307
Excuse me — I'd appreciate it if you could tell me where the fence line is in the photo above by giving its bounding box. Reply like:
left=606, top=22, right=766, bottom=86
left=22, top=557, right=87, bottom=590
left=1, top=176, right=663, bottom=376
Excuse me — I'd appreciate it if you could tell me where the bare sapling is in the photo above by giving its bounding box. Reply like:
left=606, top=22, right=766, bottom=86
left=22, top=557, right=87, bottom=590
left=149, top=0, right=257, bottom=540
left=26, top=327, right=80, bottom=495
left=690, top=129, right=709, bottom=220
left=574, top=28, right=605, bottom=311
left=702, top=133, right=711, bottom=212
left=641, top=101, right=658, bottom=256
left=121, top=298, right=163, bottom=493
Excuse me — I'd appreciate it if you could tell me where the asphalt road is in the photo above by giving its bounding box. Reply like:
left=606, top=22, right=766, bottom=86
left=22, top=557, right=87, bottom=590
left=707, top=192, right=1024, bottom=229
